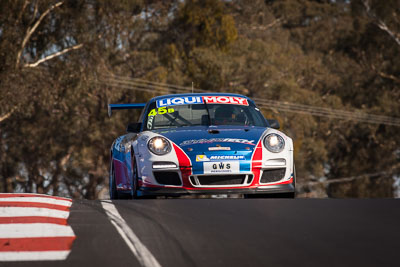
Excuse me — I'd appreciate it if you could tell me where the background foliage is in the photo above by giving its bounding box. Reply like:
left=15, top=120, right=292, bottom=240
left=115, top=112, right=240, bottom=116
left=0, top=0, right=399, bottom=199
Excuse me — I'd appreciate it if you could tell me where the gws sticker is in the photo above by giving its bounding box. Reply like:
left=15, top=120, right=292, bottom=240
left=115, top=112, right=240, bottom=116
left=203, top=161, right=240, bottom=174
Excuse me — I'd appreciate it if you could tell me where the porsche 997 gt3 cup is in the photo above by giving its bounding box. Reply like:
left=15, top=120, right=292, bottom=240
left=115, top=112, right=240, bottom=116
left=109, top=93, right=296, bottom=199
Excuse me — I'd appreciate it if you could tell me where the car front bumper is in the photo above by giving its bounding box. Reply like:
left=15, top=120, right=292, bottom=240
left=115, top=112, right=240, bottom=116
left=137, top=181, right=295, bottom=196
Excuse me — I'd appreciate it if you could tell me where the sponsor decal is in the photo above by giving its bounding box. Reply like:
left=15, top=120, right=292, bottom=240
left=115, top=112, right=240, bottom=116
left=196, top=155, right=210, bottom=162
left=147, top=115, right=154, bottom=129
left=114, top=136, right=124, bottom=152
left=203, top=96, right=248, bottom=106
left=208, top=147, right=231, bottom=151
left=156, top=96, right=248, bottom=107
left=157, top=96, right=203, bottom=107
left=209, top=155, right=245, bottom=160
left=180, top=138, right=255, bottom=146
left=203, top=161, right=240, bottom=174
left=114, top=136, right=135, bottom=153
left=147, top=107, right=175, bottom=116
left=196, top=155, right=245, bottom=161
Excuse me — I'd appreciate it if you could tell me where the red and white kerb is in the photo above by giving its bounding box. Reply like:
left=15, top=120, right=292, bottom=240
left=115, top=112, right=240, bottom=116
left=0, top=193, right=76, bottom=262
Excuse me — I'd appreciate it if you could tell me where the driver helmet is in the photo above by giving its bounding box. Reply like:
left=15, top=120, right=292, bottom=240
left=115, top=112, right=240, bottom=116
left=214, top=105, right=235, bottom=124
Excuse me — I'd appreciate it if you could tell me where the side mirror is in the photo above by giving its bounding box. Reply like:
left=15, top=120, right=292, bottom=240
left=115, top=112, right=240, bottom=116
left=268, top=119, right=280, bottom=129
left=127, top=123, right=142, bottom=133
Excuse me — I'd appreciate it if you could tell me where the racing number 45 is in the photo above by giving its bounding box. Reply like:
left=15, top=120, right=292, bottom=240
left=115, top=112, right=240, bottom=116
left=148, top=107, right=175, bottom=116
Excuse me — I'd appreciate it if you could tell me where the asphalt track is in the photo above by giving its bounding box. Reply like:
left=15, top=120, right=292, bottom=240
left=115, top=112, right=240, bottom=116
left=3, top=198, right=400, bottom=267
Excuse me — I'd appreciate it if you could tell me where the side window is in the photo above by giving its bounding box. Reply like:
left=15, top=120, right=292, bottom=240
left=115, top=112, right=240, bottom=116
left=138, top=103, right=147, bottom=123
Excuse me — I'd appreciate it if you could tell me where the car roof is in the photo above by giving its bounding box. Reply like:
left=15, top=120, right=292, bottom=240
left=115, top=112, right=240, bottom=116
left=149, top=93, right=252, bottom=103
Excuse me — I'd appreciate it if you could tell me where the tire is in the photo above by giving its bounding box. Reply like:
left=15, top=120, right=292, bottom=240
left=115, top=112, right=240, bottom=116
left=110, top=165, right=119, bottom=200
left=292, top=163, right=297, bottom=189
left=131, top=156, right=156, bottom=199
left=130, top=159, right=139, bottom=199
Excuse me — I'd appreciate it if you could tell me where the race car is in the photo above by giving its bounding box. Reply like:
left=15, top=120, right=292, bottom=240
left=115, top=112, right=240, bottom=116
left=109, top=93, right=296, bottom=199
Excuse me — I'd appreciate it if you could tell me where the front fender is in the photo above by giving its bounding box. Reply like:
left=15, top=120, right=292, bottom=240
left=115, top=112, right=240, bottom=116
left=111, top=133, right=139, bottom=191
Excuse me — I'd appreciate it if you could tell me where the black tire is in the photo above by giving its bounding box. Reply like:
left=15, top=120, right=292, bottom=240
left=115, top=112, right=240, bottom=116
left=292, top=163, right=296, bottom=190
left=110, top=165, right=119, bottom=200
left=131, top=157, right=157, bottom=199
left=130, top=156, right=139, bottom=199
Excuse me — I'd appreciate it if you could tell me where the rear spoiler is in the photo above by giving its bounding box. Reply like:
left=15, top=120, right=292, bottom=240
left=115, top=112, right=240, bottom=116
left=108, top=103, right=146, bottom=117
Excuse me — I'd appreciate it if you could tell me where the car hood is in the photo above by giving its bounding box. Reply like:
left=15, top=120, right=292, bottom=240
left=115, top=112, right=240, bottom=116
left=152, top=126, right=267, bottom=174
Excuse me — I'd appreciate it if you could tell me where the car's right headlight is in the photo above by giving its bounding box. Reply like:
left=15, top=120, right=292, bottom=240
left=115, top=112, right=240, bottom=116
left=148, top=136, right=171, bottom=155
left=264, top=133, right=285, bottom=153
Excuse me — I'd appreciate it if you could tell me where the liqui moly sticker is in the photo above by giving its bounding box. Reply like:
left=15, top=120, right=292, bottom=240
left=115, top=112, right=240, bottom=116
left=157, top=96, right=204, bottom=107
left=203, top=96, right=248, bottom=106
left=156, top=96, right=249, bottom=107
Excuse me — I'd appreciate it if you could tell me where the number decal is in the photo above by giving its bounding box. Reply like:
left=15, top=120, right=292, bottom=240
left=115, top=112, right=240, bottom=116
left=148, top=109, right=157, bottom=116
left=158, top=107, right=167, bottom=114
left=148, top=107, right=175, bottom=116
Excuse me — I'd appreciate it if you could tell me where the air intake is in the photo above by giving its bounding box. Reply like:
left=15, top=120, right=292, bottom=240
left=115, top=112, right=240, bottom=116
left=195, top=175, right=246, bottom=186
left=260, top=168, right=286, bottom=183
left=153, top=171, right=181, bottom=186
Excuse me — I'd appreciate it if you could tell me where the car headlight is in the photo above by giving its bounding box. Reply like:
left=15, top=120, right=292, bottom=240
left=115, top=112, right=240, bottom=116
left=148, top=136, right=171, bottom=155
left=264, top=133, right=285, bottom=153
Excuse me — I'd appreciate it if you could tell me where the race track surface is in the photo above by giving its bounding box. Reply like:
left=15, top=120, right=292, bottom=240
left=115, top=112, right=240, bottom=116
left=3, top=198, right=400, bottom=267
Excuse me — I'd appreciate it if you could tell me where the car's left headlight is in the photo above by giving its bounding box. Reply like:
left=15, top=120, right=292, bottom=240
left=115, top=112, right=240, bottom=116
left=264, top=133, right=285, bottom=153
left=148, top=136, right=171, bottom=155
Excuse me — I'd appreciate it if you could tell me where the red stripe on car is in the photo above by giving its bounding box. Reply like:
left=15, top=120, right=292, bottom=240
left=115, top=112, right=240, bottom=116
left=172, top=143, right=192, bottom=187
left=251, top=139, right=263, bottom=186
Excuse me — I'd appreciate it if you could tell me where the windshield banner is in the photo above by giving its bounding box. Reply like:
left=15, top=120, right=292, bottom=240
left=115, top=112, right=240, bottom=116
left=157, top=96, right=249, bottom=107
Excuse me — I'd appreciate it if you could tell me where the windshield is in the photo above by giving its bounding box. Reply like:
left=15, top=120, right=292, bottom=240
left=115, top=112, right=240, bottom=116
left=144, top=96, right=267, bottom=130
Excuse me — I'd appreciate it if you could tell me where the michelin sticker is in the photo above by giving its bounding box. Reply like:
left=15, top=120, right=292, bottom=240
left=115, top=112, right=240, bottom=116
left=196, top=155, right=245, bottom=161
left=157, top=96, right=248, bottom=108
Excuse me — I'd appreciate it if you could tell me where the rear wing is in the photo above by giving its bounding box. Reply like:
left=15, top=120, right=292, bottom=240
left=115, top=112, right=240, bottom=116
left=108, top=103, right=146, bottom=117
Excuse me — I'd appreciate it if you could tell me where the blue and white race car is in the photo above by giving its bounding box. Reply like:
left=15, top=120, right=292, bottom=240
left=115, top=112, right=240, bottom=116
left=109, top=93, right=295, bottom=199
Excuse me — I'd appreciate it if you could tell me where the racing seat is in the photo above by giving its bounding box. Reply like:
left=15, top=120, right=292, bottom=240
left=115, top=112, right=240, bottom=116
left=235, top=113, right=247, bottom=124
left=201, top=114, right=209, bottom=125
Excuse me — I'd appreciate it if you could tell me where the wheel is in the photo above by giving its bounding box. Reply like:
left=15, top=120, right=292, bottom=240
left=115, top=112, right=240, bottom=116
left=110, top=164, right=119, bottom=200
left=130, top=156, right=139, bottom=199
left=130, top=156, right=157, bottom=199
left=292, top=163, right=297, bottom=189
